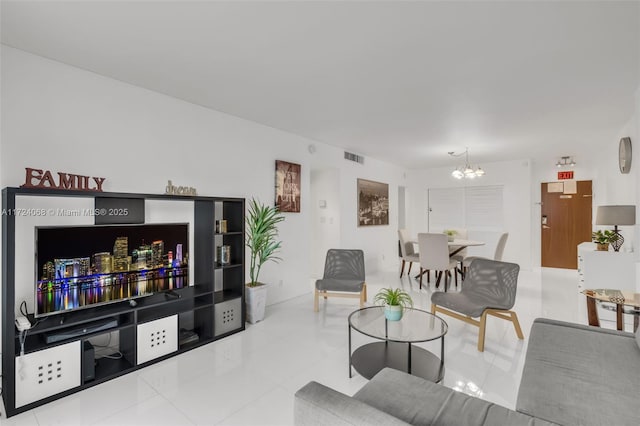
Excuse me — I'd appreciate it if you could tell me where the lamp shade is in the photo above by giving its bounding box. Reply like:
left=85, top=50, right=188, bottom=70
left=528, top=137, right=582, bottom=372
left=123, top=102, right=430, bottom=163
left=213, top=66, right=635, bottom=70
left=595, top=205, right=636, bottom=226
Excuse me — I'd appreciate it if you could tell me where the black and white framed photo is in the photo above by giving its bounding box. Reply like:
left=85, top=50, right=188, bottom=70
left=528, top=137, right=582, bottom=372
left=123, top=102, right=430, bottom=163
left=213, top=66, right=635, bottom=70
left=357, top=178, right=389, bottom=226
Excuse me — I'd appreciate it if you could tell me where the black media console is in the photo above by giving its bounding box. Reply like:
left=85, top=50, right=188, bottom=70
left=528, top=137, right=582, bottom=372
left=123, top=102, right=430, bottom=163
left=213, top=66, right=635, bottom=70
left=1, top=188, right=246, bottom=417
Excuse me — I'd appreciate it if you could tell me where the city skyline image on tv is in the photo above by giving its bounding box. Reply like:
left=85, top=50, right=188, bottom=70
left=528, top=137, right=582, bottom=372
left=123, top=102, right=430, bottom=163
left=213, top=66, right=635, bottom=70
left=35, top=223, right=189, bottom=317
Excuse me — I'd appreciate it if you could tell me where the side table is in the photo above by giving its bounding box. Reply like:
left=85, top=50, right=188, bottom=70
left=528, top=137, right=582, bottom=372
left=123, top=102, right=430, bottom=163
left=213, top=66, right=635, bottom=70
left=348, top=306, right=448, bottom=382
left=582, top=289, right=640, bottom=332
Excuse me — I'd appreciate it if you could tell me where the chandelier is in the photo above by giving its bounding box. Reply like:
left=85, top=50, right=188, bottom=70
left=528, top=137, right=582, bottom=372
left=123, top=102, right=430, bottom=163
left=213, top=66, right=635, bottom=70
left=449, top=148, right=485, bottom=179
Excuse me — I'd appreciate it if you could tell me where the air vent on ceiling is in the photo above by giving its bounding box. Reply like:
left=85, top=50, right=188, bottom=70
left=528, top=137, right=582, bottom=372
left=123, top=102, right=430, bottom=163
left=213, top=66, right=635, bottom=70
left=344, top=151, right=365, bottom=165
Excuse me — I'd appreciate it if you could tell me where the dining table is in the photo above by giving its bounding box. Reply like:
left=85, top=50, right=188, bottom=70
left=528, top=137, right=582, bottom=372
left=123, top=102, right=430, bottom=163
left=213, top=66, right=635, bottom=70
left=446, top=239, right=485, bottom=256
left=409, top=238, right=485, bottom=257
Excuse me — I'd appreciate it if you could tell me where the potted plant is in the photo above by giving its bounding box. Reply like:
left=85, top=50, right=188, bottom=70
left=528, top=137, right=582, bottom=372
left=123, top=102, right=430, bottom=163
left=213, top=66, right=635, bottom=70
left=443, top=229, right=457, bottom=242
left=374, top=288, right=413, bottom=321
left=245, top=198, right=285, bottom=323
left=592, top=230, right=619, bottom=251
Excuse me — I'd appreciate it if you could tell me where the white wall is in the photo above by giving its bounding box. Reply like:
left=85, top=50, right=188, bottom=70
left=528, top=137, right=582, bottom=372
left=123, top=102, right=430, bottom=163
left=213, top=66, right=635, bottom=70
left=0, top=47, right=405, bottom=321
left=529, top=106, right=639, bottom=270
left=407, top=159, right=533, bottom=270
left=310, top=169, right=341, bottom=278
left=307, top=144, right=405, bottom=274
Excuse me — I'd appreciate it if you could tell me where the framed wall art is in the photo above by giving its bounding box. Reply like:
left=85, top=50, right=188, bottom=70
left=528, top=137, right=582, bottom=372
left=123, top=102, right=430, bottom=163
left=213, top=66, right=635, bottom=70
left=357, top=178, right=389, bottom=226
left=275, top=160, right=301, bottom=212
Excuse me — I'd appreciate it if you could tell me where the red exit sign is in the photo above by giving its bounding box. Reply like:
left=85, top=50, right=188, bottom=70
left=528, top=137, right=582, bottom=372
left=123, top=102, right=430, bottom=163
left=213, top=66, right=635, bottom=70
left=558, top=171, right=574, bottom=180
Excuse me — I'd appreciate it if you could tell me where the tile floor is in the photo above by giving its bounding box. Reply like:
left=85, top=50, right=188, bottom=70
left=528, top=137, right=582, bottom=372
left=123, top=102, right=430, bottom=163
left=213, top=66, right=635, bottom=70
left=1, top=267, right=613, bottom=426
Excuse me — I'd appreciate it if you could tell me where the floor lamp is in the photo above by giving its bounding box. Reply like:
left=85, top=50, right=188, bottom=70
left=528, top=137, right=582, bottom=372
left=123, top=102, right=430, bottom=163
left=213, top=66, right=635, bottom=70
left=595, top=205, right=636, bottom=252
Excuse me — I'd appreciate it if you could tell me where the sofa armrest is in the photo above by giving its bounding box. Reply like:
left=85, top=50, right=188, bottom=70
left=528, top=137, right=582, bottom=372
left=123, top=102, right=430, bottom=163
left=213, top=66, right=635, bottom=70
left=517, top=318, right=640, bottom=425
left=294, top=381, right=410, bottom=426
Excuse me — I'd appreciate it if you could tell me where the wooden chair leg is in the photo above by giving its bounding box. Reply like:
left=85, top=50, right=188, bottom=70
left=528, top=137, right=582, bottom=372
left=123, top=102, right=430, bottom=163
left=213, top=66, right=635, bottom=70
left=431, top=303, right=437, bottom=314
left=314, top=288, right=319, bottom=312
left=454, top=269, right=458, bottom=287
left=427, top=270, right=430, bottom=283
left=478, top=311, right=488, bottom=352
left=362, top=283, right=367, bottom=302
left=419, top=267, right=423, bottom=289
left=400, top=260, right=406, bottom=278
left=435, top=271, right=442, bottom=288
left=407, top=262, right=413, bottom=275
left=510, top=311, right=524, bottom=339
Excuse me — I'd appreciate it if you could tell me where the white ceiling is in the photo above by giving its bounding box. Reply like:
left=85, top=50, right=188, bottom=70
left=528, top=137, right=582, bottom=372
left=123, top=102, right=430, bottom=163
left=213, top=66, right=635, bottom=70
left=2, top=1, right=639, bottom=169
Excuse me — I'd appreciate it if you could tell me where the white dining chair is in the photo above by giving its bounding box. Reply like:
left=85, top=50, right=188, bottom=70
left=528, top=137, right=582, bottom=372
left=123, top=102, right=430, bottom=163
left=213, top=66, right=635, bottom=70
left=463, top=232, right=509, bottom=273
left=418, top=233, right=459, bottom=291
left=448, top=227, right=468, bottom=281
left=398, top=229, right=420, bottom=278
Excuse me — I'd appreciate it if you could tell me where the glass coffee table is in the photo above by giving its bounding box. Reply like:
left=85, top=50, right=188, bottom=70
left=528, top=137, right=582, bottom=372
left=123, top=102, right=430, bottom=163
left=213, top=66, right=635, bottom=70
left=348, top=306, right=448, bottom=383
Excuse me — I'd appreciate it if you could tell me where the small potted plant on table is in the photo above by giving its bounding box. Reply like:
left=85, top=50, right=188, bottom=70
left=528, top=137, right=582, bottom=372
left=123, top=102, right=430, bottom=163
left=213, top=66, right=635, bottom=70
left=374, top=288, right=413, bottom=321
left=443, top=229, right=457, bottom=242
left=592, top=230, right=619, bottom=251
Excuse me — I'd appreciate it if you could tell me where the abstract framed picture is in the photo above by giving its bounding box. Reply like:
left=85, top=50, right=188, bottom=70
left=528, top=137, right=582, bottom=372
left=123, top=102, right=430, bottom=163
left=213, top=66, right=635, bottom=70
left=357, top=178, right=389, bottom=226
left=275, top=160, right=301, bottom=212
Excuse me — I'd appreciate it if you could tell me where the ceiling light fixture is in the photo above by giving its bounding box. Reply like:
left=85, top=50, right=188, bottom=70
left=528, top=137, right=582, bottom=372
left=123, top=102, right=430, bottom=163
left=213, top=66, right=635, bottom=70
left=556, top=156, right=576, bottom=168
left=449, top=147, right=484, bottom=179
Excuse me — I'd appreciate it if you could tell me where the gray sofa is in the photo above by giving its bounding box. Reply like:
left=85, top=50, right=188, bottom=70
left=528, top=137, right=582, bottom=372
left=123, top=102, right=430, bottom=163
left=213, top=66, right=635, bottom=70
left=294, top=318, right=640, bottom=425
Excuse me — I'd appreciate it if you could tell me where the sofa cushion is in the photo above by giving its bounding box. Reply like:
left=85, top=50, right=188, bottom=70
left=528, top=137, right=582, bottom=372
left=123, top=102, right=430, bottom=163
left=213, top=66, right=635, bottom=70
left=516, top=318, right=640, bottom=425
left=354, top=368, right=557, bottom=426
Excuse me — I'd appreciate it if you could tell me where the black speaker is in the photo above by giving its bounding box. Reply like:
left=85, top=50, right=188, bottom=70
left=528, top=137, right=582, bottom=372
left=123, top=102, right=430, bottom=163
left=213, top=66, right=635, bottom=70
left=83, top=341, right=95, bottom=382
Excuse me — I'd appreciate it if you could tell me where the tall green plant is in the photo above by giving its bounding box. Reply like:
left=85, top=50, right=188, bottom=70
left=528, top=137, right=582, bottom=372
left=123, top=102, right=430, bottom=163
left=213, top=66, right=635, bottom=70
left=246, top=198, right=285, bottom=287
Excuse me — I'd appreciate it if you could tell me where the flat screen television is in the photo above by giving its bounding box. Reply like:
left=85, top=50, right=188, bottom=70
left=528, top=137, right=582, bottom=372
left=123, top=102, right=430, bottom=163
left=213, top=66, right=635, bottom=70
left=35, top=223, right=189, bottom=318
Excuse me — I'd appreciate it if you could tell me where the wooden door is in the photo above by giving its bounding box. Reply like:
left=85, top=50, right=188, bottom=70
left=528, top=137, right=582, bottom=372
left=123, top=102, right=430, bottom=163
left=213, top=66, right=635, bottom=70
left=541, top=180, right=592, bottom=269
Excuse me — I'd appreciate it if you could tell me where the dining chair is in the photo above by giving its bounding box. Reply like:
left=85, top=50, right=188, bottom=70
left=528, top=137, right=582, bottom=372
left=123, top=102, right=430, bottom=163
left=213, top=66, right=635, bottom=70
left=398, top=229, right=420, bottom=278
left=448, top=227, right=468, bottom=281
left=463, top=232, right=509, bottom=274
left=417, top=233, right=458, bottom=291
left=314, top=249, right=367, bottom=312
left=431, top=258, right=524, bottom=351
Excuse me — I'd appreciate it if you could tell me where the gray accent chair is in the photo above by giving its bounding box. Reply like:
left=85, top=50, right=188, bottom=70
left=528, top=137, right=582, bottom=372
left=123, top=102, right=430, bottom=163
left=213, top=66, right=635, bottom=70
left=417, top=233, right=458, bottom=291
left=431, top=258, right=524, bottom=351
left=398, top=229, right=420, bottom=278
left=295, top=318, right=640, bottom=425
left=314, top=249, right=366, bottom=312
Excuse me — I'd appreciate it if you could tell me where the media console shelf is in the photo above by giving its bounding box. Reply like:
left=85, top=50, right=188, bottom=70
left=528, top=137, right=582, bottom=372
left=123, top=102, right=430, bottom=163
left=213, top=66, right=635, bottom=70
left=2, top=187, right=245, bottom=417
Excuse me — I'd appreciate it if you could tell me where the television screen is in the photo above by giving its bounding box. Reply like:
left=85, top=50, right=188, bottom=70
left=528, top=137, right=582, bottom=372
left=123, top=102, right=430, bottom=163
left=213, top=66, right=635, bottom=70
left=35, top=223, right=189, bottom=317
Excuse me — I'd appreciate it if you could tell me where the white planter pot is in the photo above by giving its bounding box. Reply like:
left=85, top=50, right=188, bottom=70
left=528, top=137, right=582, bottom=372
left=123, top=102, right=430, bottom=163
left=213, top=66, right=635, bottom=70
left=246, top=284, right=268, bottom=324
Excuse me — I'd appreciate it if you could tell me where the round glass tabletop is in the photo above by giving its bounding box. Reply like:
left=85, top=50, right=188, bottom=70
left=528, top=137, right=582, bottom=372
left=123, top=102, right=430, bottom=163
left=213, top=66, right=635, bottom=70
left=348, top=306, right=448, bottom=343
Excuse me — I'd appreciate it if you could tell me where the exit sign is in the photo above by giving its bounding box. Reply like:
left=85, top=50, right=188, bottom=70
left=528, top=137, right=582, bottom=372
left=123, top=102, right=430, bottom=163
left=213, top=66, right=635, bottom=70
left=558, top=171, right=574, bottom=180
